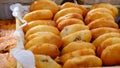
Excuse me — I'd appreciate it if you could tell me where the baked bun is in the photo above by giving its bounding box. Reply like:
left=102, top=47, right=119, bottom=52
left=87, top=8, right=114, bottom=17
left=62, top=30, right=92, bottom=47
left=97, top=37, right=120, bottom=57
left=54, top=7, right=83, bottom=21
left=61, top=41, right=96, bottom=55
left=85, top=12, right=114, bottom=25
left=25, top=32, right=62, bottom=49
left=57, top=18, right=84, bottom=30
left=30, top=0, right=59, bottom=14
left=92, top=32, right=120, bottom=48
left=101, top=43, right=120, bottom=65
left=60, top=24, right=89, bottom=37
left=60, top=49, right=95, bottom=63
left=23, top=10, right=53, bottom=22
left=28, top=43, right=60, bottom=58
left=56, top=13, right=83, bottom=24
left=0, top=53, right=17, bottom=68
left=23, top=20, right=57, bottom=33
left=63, top=55, right=102, bottom=68
left=25, top=25, right=60, bottom=38
left=91, top=3, right=118, bottom=17
left=60, top=2, right=88, bottom=16
left=35, top=55, right=62, bottom=68
left=91, top=27, right=120, bottom=40
left=88, top=17, right=118, bottom=29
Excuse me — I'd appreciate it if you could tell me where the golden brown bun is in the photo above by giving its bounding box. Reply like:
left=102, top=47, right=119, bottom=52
left=87, top=8, right=114, bottom=17
left=91, top=3, right=118, bottom=17
left=56, top=13, right=83, bottom=24
left=92, top=32, right=120, bottom=48
left=23, top=20, right=57, bottom=33
left=91, top=27, right=120, bottom=40
left=25, top=32, right=62, bottom=49
left=60, top=24, right=89, bottom=37
left=88, top=17, right=118, bottom=29
left=97, top=37, right=120, bottom=57
left=60, top=2, right=88, bottom=16
left=63, top=55, right=102, bottom=68
left=54, top=7, right=83, bottom=21
left=35, top=55, right=62, bottom=68
left=62, top=30, right=92, bottom=47
left=25, top=25, right=60, bottom=38
left=101, top=43, right=120, bottom=65
left=23, top=10, right=53, bottom=22
left=60, top=49, right=95, bottom=63
left=57, top=18, right=84, bottom=30
left=0, top=53, right=17, bottom=68
left=85, top=12, right=114, bottom=25
left=30, top=0, right=59, bottom=14
left=28, top=43, right=60, bottom=58
left=61, top=41, right=96, bottom=55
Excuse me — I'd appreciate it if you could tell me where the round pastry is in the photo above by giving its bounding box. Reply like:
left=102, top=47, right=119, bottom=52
left=87, top=8, right=114, bottom=17
left=56, top=13, right=83, bottom=24
left=88, top=17, right=118, bottom=29
left=62, top=30, right=92, bottom=47
left=85, top=12, right=114, bottom=25
left=23, top=20, right=57, bottom=33
left=57, top=18, right=84, bottom=30
left=60, top=2, right=88, bottom=16
left=91, top=27, right=120, bottom=40
left=25, top=32, right=62, bottom=49
left=63, top=55, right=102, bottom=68
left=60, top=24, right=89, bottom=37
left=101, top=43, right=120, bottom=65
left=91, top=3, right=118, bottom=17
left=26, top=32, right=58, bottom=42
left=61, top=41, right=96, bottom=55
left=25, top=25, right=60, bottom=38
left=54, top=7, right=83, bottom=21
left=35, top=55, right=62, bottom=68
left=28, top=43, right=60, bottom=58
left=97, top=37, right=120, bottom=57
left=30, top=0, right=59, bottom=14
left=23, top=10, right=53, bottom=22
left=92, top=32, right=120, bottom=48
left=60, top=48, right=95, bottom=63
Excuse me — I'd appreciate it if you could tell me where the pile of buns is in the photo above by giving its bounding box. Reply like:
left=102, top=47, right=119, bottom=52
left=23, top=0, right=120, bottom=68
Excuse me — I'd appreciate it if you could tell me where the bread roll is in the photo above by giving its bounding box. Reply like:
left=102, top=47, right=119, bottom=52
left=97, top=37, right=120, bottom=57
left=60, top=2, right=88, bottom=16
left=60, top=24, right=89, bottom=37
left=101, top=43, right=120, bottom=65
left=23, top=20, right=57, bottom=33
left=91, top=3, right=118, bottom=17
left=61, top=41, right=96, bottom=55
left=35, top=55, right=62, bottom=68
left=28, top=43, right=60, bottom=58
left=25, top=25, right=60, bottom=38
left=25, top=32, right=62, bottom=49
left=88, top=17, right=118, bottom=29
left=23, top=10, right=53, bottom=22
left=62, top=30, right=92, bottom=47
left=92, top=32, right=120, bottom=48
left=60, top=49, right=95, bottom=63
left=63, top=55, right=102, bottom=68
left=56, top=13, right=83, bottom=24
left=85, top=12, right=114, bottom=25
left=30, top=0, right=59, bottom=14
left=57, top=18, right=84, bottom=30
left=91, top=27, right=120, bottom=40
left=54, top=7, right=83, bottom=21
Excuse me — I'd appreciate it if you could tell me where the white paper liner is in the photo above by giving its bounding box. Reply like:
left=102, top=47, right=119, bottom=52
left=10, top=3, right=35, bottom=68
